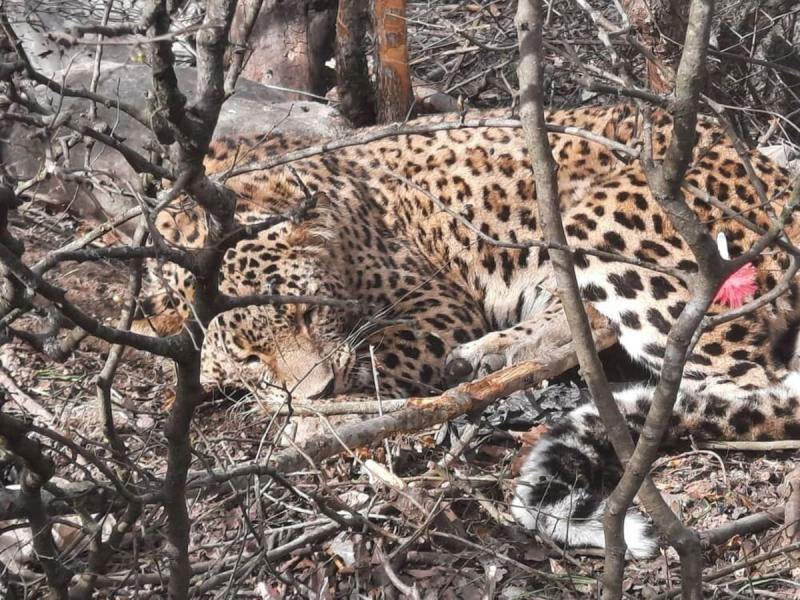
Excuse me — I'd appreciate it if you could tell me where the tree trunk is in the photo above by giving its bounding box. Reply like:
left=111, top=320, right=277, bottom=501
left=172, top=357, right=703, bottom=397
left=336, top=0, right=376, bottom=126
left=373, top=0, right=413, bottom=123
left=622, top=0, right=690, bottom=93
left=230, top=0, right=337, bottom=99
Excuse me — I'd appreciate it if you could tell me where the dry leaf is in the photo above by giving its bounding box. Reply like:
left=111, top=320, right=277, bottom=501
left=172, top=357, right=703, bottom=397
left=523, top=545, right=547, bottom=562
left=685, top=479, right=717, bottom=500
left=521, top=425, right=548, bottom=450
left=327, top=532, right=357, bottom=567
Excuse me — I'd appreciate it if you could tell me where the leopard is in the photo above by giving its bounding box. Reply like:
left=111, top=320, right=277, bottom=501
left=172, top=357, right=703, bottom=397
left=134, top=104, right=800, bottom=559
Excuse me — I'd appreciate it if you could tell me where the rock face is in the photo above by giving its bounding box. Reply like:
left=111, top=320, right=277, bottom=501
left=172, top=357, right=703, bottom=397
left=3, top=62, right=349, bottom=232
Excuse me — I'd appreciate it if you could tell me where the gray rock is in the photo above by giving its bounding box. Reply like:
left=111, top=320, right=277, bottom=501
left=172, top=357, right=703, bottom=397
left=3, top=0, right=190, bottom=71
left=3, top=61, right=349, bottom=231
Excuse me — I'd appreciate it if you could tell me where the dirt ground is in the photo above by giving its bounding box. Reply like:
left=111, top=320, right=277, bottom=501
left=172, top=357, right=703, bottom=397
left=2, top=200, right=799, bottom=599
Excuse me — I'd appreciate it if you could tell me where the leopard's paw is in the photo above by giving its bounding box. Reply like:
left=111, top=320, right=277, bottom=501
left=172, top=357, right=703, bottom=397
left=444, top=333, right=511, bottom=384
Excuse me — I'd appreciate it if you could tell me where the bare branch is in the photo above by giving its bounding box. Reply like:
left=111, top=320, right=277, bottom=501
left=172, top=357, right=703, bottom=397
left=0, top=413, right=72, bottom=598
left=0, top=242, right=187, bottom=357
left=518, top=1, right=639, bottom=593
left=699, top=506, right=784, bottom=548
left=0, top=12, right=150, bottom=127
left=225, top=0, right=264, bottom=96
left=220, top=117, right=640, bottom=180
left=96, top=225, right=148, bottom=461
left=604, top=2, right=718, bottom=598
left=0, top=111, right=170, bottom=180
left=181, top=324, right=617, bottom=495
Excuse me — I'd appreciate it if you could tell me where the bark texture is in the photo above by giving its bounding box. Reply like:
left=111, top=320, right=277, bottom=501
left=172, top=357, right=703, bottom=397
left=336, top=0, right=376, bottom=125
left=622, top=0, right=690, bottom=92
left=373, top=0, right=413, bottom=123
left=231, top=0, right=337, bottom=98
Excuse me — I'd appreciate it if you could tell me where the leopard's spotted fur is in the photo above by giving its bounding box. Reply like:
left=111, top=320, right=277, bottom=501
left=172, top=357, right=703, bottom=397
left=136, top=104, right=800, bottom=557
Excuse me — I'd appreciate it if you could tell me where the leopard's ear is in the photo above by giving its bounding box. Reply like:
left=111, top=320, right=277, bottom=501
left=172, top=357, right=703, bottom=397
left=131, top=291, right=189, bottom=337
left=131, top=263, right=193, bottom=336
left=286, top=192, right=335, bottom=248
left=155, top=204, right=208, bottom=249
left=294, top=190, right=332, bottom=220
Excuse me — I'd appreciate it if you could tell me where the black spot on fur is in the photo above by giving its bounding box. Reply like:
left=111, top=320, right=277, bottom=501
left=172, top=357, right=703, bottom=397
left=581, top=284, right=608, bottom=302
left=571, top=495, right=603, bottom=521
left=500, top=252, right=515, bottom=286
left=644, top=343, right=666, bottom=358
left=773, top=400, right=797, bottom=418
left=425, top=334, right=446, bottom=358
left=667, top=302, right=685, bottom=319
left=784, top=422, right=800, bottom=438
left=537, top=248, right=549, bottom=267
left=454, top=328, right=471, bottom=343
left=608, top=270, right=644, bottom=299
left=698, top=420, right=724, bottom=438
left=620, top=311, right=641, bottom=329
left=603, top=231, right=626, bottom=251
left=640, top=240, right=669, bottom=257
left=727, top=362, right=755, bottom=377
left=687, top=353, right=711, bottom=366
left=730, top=406, right=765, bottom=434
left=548, top=420, right=578, bottom=438
left=651, top=214, right=663, bottom=234
left=725, top=323, right=748, bottom=343
left=646, top=308, right=671, bottom=335
left=665, top=236, right=684, bottom=249
left=565, top=224, right=588, bottom=240
left=521, top=479, right=572, bottom=508
left=514, top=294, right=525, bottom=322
left=650, top=276, right=677, bottom=300
left=772, top=319, right=800, bottom=367
left=613, top=211, right=645, bottom=231
left=482, top=254, right=496, bottom=275
left=518, top=248, right=530, bottom=268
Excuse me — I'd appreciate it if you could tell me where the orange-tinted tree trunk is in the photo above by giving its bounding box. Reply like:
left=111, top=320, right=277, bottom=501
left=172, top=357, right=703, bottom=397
left=373, top=0, right=413, bottom=123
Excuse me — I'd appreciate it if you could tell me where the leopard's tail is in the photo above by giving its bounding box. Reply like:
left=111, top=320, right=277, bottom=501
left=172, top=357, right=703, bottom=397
left=511, top=382, right=800, bottom=558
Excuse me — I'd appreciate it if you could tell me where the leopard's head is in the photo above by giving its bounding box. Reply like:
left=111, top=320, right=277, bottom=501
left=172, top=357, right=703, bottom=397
left=136, top=175, right=365, bottom=401
left=201, top=184, right=366, bottom=401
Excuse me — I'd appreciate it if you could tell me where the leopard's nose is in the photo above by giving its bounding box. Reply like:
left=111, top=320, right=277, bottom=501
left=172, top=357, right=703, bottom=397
left=444, top=358, right=473, bottom=385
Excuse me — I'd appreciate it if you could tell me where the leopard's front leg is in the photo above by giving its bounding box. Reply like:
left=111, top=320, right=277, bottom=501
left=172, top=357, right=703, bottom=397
left=444, top=299, right=612, bottom=384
